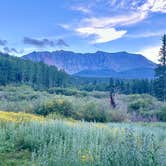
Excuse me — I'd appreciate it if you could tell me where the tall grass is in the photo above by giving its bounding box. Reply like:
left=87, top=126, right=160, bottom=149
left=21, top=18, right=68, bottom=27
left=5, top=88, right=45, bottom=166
left=0, top=119, right=165, bottom=165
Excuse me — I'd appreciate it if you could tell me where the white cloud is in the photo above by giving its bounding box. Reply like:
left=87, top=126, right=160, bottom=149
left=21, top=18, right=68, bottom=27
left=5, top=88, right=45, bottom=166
left=139, top=0, right=166, bottom=13
left=59, top=24, right=71, bottom=30
left=70, top=0, right=166, bottom=43
left=76, top=27, right=127, bottom=43
left=126, top=31, right=165, bottom=38
left=137, top=46, right=160, bottom=63
left=81, top=0, right=166, bottom=29
left=83, top=12, right=147, bottom=28
left=71, top=6, right=91, bottom=14
left=75, top=11, right=147, bottom=43
left=105, top=0, right=166, bottom=13
left=151, top=0, right=166, bottom=13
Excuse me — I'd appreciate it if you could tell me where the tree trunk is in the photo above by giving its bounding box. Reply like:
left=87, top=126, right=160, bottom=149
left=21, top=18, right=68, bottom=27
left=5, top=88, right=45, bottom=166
left=110, top=91, right=116, bottom=108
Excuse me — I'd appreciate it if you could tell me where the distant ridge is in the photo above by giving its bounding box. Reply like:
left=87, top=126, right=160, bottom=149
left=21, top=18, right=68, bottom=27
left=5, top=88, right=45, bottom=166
left=23, top=50, right=156, bottom=79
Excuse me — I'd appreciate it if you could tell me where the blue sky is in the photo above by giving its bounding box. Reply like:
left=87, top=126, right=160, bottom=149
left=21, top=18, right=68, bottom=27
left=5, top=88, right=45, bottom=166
left=0, top=0, right=166, bottom=62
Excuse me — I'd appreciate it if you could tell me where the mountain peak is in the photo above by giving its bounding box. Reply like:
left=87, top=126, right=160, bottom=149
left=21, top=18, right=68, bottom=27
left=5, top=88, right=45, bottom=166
left=23, top=50, right=156, bottom=78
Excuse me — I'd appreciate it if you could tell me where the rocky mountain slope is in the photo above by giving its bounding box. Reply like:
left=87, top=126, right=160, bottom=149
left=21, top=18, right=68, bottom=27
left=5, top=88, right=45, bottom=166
left=23, top=50, right=156, bottom=78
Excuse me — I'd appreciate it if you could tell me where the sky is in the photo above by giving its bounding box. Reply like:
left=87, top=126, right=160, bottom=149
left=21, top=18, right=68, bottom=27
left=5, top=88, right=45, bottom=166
left=0, top=0, right=166, bottom=63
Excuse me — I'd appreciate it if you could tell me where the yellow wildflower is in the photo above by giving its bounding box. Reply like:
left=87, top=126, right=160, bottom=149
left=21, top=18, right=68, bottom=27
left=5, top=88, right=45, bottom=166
left=0, top=111, right=44, bottom=123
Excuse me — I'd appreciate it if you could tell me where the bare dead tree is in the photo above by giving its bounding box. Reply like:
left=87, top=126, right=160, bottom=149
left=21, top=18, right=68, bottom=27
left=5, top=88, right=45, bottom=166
left=110, top=91, right=116, bottom=108
left=108, top=78, right=120, bottom=109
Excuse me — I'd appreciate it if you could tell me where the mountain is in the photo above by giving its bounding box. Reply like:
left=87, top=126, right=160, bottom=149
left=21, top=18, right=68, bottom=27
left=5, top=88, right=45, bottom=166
left=23, top=50, right=156, bottom=79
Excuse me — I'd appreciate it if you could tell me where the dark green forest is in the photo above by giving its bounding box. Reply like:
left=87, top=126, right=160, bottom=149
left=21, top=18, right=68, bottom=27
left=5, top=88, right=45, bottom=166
left=77, top=77, right=154, bottom=95
left=0, top=53, right=68, bottom=89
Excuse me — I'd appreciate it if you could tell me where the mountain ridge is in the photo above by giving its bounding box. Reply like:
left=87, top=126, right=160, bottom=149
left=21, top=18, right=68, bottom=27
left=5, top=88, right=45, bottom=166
left=23, top=50, right=156, bottom=79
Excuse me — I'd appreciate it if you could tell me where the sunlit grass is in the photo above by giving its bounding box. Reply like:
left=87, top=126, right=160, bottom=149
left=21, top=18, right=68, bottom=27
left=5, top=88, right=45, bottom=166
left=0, top=111, right=44, bottom=123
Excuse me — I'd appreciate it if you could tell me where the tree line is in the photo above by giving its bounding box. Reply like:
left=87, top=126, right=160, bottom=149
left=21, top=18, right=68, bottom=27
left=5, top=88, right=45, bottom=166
left=78, top=78, right=154, bottom=94
left=0, top=53, right=68, bottom=89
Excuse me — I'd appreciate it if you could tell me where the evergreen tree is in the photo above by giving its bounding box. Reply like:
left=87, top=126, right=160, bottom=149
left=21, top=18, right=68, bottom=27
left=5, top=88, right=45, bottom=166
left=154, top=34, right=166, bottom=101
left=0, top=54, right=68, bottom=89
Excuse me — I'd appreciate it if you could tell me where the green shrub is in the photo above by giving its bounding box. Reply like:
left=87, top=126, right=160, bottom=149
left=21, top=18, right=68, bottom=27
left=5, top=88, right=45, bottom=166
left=128, top=97, right=156, bottom=113
left=75, top=102, right=110, bottom=122
left=128, top=99, right=147, bottom=112
left=47, top=87, right=87, bottom=97
left=110, top=110, right=129, bottom=122
left=34, top=99, right=74, bottom=117
left=155, top=106, right=166, bottom=122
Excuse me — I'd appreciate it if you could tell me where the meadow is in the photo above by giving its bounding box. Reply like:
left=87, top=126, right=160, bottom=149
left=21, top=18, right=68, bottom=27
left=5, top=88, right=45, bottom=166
left=0, top=85, right=165, bottom=122
left=0, top=85, right=166, bottom=165
left=0, top=112, right=165, bottom=166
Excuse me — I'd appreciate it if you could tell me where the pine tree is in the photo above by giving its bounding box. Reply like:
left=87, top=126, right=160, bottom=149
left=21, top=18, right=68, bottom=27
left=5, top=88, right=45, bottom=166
left=154, top=34, right=166, bottom=101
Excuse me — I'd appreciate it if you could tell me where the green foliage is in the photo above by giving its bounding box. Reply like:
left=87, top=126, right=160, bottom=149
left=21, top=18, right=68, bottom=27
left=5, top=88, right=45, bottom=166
left=154, top=34, right=166, bottom=101
left=78, top=77, right=154, bottom=95
left=0, top=150, right=31, bottom=166
left=34, top=99, right=111, bottom=122
left=0, top=121, right=165, bottom=166
left=110, top=110, right=129, bottom=122
left=0, top=85, right=165, bottom=122
left=126, top=94, right=165, bottom=121
left=34, top=99, right=74, bottom=117
left=155, top=106, right=166, bottom=121
left=77, top=102, right=110, bottom=122
left=0, top=54, right=68, bottom=89
left=47, top=87, right=87, bottom=97
left=128, top=99, right=150, bottom=112
left=0, top=85, right=50, bottom=113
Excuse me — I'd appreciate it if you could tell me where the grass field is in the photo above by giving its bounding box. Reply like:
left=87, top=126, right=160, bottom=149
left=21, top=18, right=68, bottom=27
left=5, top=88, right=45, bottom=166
left=0, top=111, right=165, bottom=166
left=0, top=86, right=165, bottom=165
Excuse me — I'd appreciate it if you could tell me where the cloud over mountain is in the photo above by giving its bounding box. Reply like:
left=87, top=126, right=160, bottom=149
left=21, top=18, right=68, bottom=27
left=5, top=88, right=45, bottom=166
left=56, top=39, right=69, bottom=47
left=3, top=47, right=24, bottom=54
left=23, top=37, right=69, bottom=48
left=23, top=37, right=55, bottom=47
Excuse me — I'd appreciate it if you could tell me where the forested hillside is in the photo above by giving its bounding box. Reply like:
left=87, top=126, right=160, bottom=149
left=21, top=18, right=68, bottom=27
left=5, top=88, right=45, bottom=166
left=0, top=53, right=68, bottom=89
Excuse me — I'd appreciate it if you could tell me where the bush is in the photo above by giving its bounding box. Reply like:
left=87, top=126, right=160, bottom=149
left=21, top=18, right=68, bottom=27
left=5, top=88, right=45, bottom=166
left=35, top=99, right=112, bottom=122
left=155, top=106, right=166, bottom=122
left=128, top=99, right=156, bottom=122
left=110, top=110, right=129, bottom=122
left=128, top=97, right=156, bottom=113
left=79, top=103, right=109, bottom=122
left=47, top=87, right=87, bottom=97
left=34, top=99, right=74, bottom=117
left=128, top=99, right=148, bottom=112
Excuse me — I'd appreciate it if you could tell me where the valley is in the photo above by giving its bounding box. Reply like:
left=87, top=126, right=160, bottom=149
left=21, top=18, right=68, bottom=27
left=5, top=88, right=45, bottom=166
left=0, top=0, right=166, bottom=164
